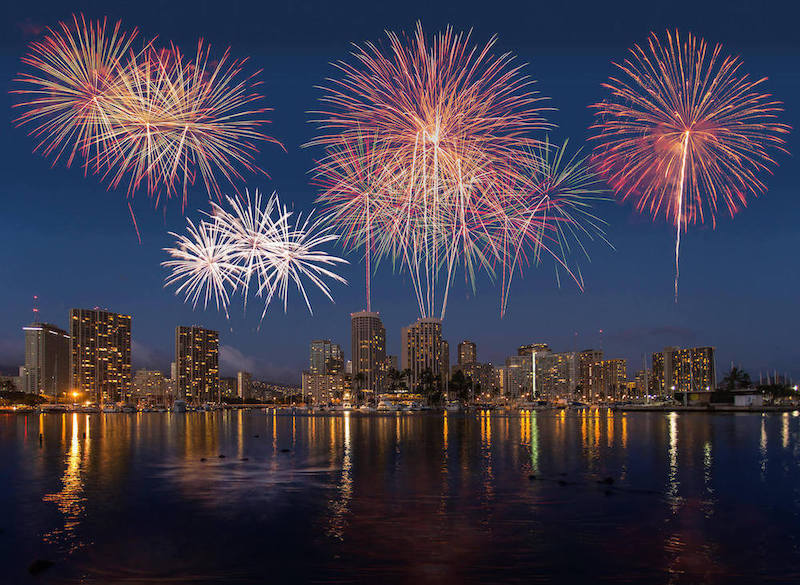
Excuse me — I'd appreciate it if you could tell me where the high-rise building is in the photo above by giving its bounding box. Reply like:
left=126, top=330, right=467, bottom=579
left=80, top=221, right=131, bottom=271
left=578, top=349, right=603, bottom=396
left=652, top=346, right=715, bottom=394
left=220, top=377, right=236, bottom=399
left=504, top=354, right=531, bottom=399
left=309, top=340, right=343, bottom=375
left=237, top=371, right=252, bottom=400
left=175, top=326, right=219, bottom=404
left=401, top=318, right=443, bottom=391
left=440, top=340, right=450, bottom=384
left=350, top=311, right=386, bottom=395
left=457, top=340, right=477, bottom=366
left=587, top=359, right=627, bottom=399
left=536, top=351, right=579, bottom=399
left=301, top=371, right=347, bottom=404
left=22, top=322, right=70, bottom=396
left=70, top=308, right=132, bottom=404
left=132, top=369, right=167, bottom=406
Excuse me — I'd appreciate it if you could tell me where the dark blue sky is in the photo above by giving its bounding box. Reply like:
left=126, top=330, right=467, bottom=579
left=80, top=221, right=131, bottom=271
left=1, top=0, right=798, bottom=383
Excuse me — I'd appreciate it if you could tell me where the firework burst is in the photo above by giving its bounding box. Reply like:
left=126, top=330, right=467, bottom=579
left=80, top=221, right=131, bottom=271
left=591, top=30, right=789, bottom=300
left=13, top=15, right=281, bottom=216
left=163, top=190, right=348, bottom=319
left=498, top=139, right=609, bottom=316
left=13, top=15, right=138, bottom=170
left=310, top=23, right=575, bottom=319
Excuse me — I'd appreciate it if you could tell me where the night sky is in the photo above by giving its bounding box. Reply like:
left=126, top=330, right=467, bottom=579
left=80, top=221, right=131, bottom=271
left=1, top=0, right=797, bottom=383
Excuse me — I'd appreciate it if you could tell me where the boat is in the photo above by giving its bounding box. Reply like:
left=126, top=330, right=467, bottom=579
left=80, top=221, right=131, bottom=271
left=39, top=404, right=68, bottom=413
left=358, top=404, right=375, bottom=413
left=172, top=399, right=186, bottom=413
left=445, top=401, right=461, bottom=412
left=377, top=400, right=397, bottom=412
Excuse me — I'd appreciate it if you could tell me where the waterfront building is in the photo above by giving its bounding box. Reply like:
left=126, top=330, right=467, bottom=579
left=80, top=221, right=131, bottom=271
left=220, top=377, right=236, bottom=399
left=440, top=340, right=450, bottom=384
left=504, top=354, right=531, bottom=399
left=301, top=371, right=348, bottom=404
left=175, top=326, right=219, bottom=404
left=457, top=340, right=477, bottom=366
left=578, top=349, right=603, bottom=396
left=401, top=317, right=443, bottom=391
left=351, top=311, right=386, bottom=396
left=452, top=361, right=499, bottom=396
left=22, top=322, right=70, bottom=396
left=132, top=370, right=167, bottom=407
left=652, top=346, right=716, bottom=394
left=536, top=351, right=579, bottom=399
left=495, top=366, right=505, bottom=396
left=70, top=308, right=132, bottom=404
left=237, top=371, right=252, bottom=400
left=587, top=359, right=627, bottom=400
left=309, top=340, right=343, bottom=375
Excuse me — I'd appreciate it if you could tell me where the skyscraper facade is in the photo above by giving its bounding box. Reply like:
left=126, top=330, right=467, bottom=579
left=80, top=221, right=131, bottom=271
left=457, top=340, right=477, bottom=366
left=440, top=340, right=450, bottom=384
left=350, top=311, right=386, bottom=395
left=578, top=349, right=604, bottom=396
left=22, top=322, right=70, bottom=396
left=175, top=326, right=219, bottom=404
left=652, top=346, right=715, bottom=394
left=309, top=340, right=343, bottom=375
left=237, top=371, right=252, bottom=400
left=504, top=354, right=531, bottom=399
left=132, top=369, right=168, bottom=406
left=536, top=351, right=579, bottom=399
left=587, top=359, right=627, bottom=399
left=70, top=308, right=132, bottom=403
left=401, top=318, right=443, bottom=391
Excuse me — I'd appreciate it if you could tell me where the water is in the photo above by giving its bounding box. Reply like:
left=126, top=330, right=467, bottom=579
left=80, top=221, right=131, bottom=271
left=2, top=410, right=800, bottom=584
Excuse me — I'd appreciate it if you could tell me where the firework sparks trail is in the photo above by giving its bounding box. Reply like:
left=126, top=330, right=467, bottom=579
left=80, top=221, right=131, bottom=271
left=311, top=23, right=605, bottom=319
left=591, top=30, right=789, bottom=301
left=13, top=15, right=281, bottom=216
left=163, top=190, right=348, bottom=319
left=312, top=134, right=400, bottom=312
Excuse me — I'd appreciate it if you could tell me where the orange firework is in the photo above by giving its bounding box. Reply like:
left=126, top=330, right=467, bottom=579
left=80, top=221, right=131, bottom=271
left=13, top=15, right=138, bottom=170
left=100, top=41, right=281, bottom=208
left=591, top=30, right=789, bottom=300
left=13, top=15, right=281, bottom=218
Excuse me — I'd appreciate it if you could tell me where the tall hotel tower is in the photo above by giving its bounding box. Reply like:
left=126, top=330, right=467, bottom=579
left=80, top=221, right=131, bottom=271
left=175, top=326, right=220, bottom=404
left=350, top=311, right=386, bottom=396
left=70, top=308, right=132, bottom=403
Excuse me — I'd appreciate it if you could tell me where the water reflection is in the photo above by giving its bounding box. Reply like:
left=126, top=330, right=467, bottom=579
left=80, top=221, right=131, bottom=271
left=327, top=412, right=352, bottom=540
left=667, top=411, right=680, bottom=512
left=42, top=413, right=88, bottom=553
left=4, top=410, right=800, bottom=584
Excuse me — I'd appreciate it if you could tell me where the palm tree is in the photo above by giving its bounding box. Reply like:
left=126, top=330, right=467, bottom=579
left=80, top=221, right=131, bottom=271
left=401, top=368, right=412, bottom=392
left=722, top=366, right=751, bottom=391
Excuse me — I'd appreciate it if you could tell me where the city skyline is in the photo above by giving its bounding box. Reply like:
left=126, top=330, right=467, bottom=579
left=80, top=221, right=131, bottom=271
left=0, top=303, right=792, bottom=390
left=0, top=1, right=798, bottom=384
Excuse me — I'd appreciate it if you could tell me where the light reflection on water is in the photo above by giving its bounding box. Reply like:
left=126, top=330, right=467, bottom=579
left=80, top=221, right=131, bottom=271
left=2, top=410, right=800, bottom=584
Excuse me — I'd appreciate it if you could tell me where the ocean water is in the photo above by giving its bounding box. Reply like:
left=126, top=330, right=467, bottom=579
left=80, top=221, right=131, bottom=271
left=1, top=409, right=799, bottom=584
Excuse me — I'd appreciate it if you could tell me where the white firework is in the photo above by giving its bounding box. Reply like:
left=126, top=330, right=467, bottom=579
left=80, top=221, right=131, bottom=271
left=163, top=218, right=243, bottom=317
left=163, top=190, right=348, bottom=319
